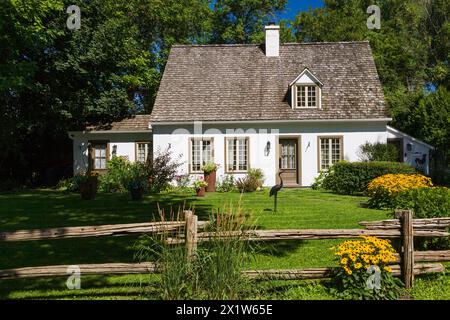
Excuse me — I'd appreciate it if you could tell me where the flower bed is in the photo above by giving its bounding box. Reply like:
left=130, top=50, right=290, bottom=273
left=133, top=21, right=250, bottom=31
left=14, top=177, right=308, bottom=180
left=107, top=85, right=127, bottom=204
left=331, top=236, right=402, bottom=300
left=367, top=173, right=433, bottom=208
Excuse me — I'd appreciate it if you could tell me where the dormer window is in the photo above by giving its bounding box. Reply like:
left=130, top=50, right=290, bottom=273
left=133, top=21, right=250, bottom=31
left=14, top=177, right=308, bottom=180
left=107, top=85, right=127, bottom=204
left=296, top=85, right=318, bottom=108
left=290, top=68, right=323, bottom=109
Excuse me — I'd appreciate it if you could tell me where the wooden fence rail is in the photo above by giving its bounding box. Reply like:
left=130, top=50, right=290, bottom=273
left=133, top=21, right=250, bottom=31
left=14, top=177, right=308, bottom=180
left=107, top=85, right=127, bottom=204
left=0, top=210, right=448, bottom=289
left=0, top=262, right=444, bottom=281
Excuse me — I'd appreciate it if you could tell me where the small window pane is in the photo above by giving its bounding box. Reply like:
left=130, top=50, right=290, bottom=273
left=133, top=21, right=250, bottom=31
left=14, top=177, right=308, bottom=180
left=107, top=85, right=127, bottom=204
left=191, top=139, right=213, bottom=172
left=320, top=138, right=341, bottom=171
left=308, top=86, right=316, bottom=107
left=227, top=138, right=248, bottom=172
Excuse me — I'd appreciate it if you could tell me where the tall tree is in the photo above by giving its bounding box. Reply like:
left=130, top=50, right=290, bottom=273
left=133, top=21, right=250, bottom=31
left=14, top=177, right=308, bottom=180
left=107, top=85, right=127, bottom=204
left=292, top=0, right=450, bottom=171
left=211, top=0, right=288, bottom=43
left=0, top=0, right=211, bottom=184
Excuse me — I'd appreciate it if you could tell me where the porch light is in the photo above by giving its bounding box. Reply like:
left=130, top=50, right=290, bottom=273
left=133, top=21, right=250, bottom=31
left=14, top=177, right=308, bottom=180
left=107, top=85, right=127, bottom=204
left=265, top=141, right=271, bottom=156
left=112, top=145, right=117, bottom=156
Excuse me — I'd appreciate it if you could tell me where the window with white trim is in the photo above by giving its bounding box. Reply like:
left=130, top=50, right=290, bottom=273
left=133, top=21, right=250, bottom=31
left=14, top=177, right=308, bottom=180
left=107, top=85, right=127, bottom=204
left=226, top=137, right=249, bottom=172
left=91, top=142, right=108, bottom=170
left=136, top=142, right=152, bottom=163
left=319, top=137, right=342, bottom=171
left=190, top=138, right=213, bottom=173
left=295, top=85, right=318, bottom=108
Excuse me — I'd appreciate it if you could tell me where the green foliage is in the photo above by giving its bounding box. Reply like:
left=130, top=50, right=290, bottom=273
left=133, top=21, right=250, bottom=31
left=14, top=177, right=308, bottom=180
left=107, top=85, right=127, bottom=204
left=0, top=0, right=211, bottom=184
left=293, top=0, right=450, bottom=171
left=147, top=147, right=183, bottom=193
left=393, top=187, right=450, bottom=249
left=98, top=157, right=130, bottom=193
left=122, top=162, right=148, bottom=191
left=330, top=267, right=403, bottom=300
left=321, top=161, right=416, bottom=195
left=134, top=206, right=254, bottom=300
left=201, top=162, right=219, bottom=174
left=193, top=179, right=208, bottom=189
left=235, top=168, right=265, bottom=193
left=217, top=175, right=236, bottom=192
left=311, top=170, right=329, bottom=190
left=394, top=187, right=450, bottom=218
left=358, top=142, right=399, bottom=162
left=211, top=0, right=287, bottom=43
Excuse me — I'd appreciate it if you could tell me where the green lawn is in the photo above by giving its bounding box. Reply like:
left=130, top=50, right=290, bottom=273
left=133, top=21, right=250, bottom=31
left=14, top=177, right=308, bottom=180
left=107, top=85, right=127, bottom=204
left=0, top=188, right=448, bottom=300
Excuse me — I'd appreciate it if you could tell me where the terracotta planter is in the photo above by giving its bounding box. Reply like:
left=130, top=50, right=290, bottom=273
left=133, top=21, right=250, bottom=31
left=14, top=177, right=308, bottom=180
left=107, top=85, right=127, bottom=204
left=130, top=187, right=144, bottom=200
left=196, top=187, right=206, bottom=197
left=204, top=171, right=216, bottom=192
left=79, top=176, right=98, bottom=200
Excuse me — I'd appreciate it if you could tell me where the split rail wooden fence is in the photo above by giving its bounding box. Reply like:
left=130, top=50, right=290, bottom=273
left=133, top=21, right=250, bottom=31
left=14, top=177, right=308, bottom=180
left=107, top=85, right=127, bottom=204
left=1, top=210, right=449, bottom=288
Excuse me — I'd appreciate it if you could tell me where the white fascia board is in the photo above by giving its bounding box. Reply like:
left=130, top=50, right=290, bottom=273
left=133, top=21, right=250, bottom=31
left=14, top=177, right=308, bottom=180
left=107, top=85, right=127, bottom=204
left=68, top=130, right=151, bottom=139
left=387, top=125, right=434, bottom=149
left=151, top=118, right=392, bottom=126
left=289, top=68, right=324, bottom=87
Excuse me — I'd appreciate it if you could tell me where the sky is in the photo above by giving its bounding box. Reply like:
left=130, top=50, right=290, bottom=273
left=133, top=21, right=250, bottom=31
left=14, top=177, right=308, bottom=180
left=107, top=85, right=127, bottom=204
left=279, top=0, right=324, bottom=21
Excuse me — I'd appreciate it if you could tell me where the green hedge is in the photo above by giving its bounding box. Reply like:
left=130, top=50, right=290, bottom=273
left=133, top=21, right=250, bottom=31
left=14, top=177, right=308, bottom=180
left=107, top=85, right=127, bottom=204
left=321, top=161, right=416, bottom=195
left=394, top=187, right=450, bottom=249
left=394, top=187, right=450, bottom=219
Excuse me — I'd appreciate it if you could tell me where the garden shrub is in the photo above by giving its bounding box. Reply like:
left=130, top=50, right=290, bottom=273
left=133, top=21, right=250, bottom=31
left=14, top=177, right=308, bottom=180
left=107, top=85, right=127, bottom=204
left=147, top=147, right=183, bottom=193
left=321, top=161, right=416, bottom=194
left=357, top=142, right=399, bottom=162
left=331, top=236, right=402, bottom=300
left=367, top=174, right=433, bottom=209
left=122, top=162, right=149, bottom=192
left=311, top=170, right=328, bottom=190
left=98, top=156, right=130, bottom=193
left=235, top=168, right=264, bottom=193
left=393, top=187, right=450, bottom=250
left=217, top=175, right=236, bottom=192
left=56, top=174, right=88, bottom=192
left=247, top=168, right=264, bottom=187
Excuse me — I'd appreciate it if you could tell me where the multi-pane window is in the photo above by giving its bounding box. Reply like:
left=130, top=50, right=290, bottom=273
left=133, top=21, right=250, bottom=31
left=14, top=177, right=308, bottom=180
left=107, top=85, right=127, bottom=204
left=280, top=140, right=296, bottom=170
left=136, top=142, right=151, bottom=163
left=307, top=86, right=316, bottom=107
left=92, top=142, right=107, bottom=170
left=226, top=137, right=249, bottom=172
left=295, top=85, right=318, bottom=108
left=296, top=86, right=306, bottom=107
left=319, top=137, right=342, bottom=171
left=190, top=138, right=213, bottom=172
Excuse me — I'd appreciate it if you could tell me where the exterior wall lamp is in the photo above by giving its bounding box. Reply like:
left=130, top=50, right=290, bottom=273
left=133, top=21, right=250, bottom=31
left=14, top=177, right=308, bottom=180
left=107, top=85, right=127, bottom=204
left=265, top=141, right=271, bottom=156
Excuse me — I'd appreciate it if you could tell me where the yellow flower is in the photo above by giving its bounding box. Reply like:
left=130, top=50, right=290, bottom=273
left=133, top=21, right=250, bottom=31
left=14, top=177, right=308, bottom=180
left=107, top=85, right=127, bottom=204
left=384, top=266, right=392, bottom=273
left=354, top=263, right=362, bottom=269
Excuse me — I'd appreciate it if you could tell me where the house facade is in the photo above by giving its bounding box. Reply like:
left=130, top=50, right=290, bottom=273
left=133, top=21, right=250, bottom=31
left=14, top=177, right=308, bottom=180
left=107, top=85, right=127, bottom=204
left=69, top=25, right=433, bottom=187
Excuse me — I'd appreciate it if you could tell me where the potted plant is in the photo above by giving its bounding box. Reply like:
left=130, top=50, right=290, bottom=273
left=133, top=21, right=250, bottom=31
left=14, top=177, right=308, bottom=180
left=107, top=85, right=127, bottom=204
left=193, top=179, right=208, bottom=197
left=202, top=163, right=219, bottom=192
left=123, top=163, right=148, bottom=200
left=79, top=172, right=99, bottom=200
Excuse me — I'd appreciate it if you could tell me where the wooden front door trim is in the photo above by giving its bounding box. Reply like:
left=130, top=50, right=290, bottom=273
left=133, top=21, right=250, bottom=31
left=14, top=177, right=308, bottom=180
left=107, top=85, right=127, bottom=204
left=276, top=136, right=302, bottom=186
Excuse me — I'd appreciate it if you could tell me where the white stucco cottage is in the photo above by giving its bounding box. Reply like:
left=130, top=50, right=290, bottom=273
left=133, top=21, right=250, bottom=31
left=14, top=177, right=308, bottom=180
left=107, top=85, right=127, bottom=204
left=69, top=25, right=433, bottom=186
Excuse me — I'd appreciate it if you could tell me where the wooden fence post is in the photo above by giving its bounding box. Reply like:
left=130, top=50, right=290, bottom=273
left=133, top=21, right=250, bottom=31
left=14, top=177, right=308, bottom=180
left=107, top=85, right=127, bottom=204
left=395, top=209, right=414, bottom=288
left=184, top=210, right=198, bottom=261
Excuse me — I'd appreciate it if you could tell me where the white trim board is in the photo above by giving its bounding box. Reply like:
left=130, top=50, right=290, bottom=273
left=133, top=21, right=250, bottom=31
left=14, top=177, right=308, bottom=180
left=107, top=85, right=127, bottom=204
left=387, top=126, right=434, bottom=149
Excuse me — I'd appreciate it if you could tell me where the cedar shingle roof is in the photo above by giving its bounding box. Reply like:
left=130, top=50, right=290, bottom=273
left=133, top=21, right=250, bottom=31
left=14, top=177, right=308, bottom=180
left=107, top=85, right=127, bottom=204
left=87, top=115, right=152, bottom=131
left=151, top=41, right=390, bottom=123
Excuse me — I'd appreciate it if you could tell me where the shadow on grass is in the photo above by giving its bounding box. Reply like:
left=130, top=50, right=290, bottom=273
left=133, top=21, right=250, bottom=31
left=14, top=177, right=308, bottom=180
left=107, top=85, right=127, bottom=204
left=254, top=240, right=307, bottom=258
left=0, top=274, right=160, bottom=300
